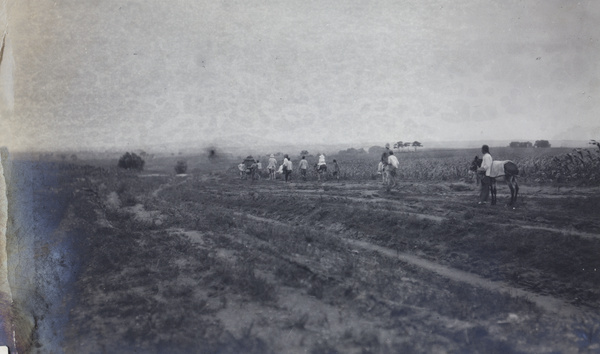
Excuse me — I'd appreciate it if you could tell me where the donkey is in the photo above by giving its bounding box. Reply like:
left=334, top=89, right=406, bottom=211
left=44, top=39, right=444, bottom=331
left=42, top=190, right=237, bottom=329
left=377, top=161, right=389, bottom=185
left=470, top=156, right=519, bottom=206
left=314, top=163, right=327, bottom=181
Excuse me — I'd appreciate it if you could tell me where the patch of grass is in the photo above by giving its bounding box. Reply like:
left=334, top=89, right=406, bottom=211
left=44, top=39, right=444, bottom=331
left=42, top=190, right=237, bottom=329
left=463, top=210, right=475, bottom=220
left=285, top=313, right=309, bottom=330
left=212, top=328, right=272, bottom=354
left=353, top=330, right=383, bottom=352
left=274, top=262, right=308, bottom=288
left=340, top=256, right=357, bottom=278
left=206, top=259, right=277, bottom=303
left=310, top=340, right=341, bottom=354
left=307, top=276, right=325, bottom=299
left=236, top=266, right=277, bottom=303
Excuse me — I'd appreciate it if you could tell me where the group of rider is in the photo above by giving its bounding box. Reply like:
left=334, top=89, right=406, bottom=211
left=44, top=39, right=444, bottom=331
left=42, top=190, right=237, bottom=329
left=379, top=144, right=493, bottom=203
left=239, top=153, right=340, bottom=183
left=239, top=145, right=493, bottom=203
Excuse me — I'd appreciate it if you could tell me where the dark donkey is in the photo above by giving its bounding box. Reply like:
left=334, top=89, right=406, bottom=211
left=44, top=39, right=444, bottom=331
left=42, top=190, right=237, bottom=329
left=314, top=163, right=327, bottom=181
left=470, top=156, right=519, bottom=206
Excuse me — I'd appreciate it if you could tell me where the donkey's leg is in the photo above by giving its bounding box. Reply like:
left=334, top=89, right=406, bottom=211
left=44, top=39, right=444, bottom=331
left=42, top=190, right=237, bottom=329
left=494, top=180, right=498, bottom=205
left=491, top=179, right=497, bottom=205
left=505, top=176, right=515, bottom=206
left=513, top=176, right=519, bottom=205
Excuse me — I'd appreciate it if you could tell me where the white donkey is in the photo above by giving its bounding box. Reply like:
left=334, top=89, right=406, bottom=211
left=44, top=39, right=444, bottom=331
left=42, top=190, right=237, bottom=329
left=377, top=161, right=389, bottom=185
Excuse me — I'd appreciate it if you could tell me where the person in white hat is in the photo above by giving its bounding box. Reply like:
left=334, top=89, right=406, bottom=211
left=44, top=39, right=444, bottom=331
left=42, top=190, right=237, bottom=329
left=267, top=154, right=277, bottom=180
left=316, top=153, right=327, bottom=181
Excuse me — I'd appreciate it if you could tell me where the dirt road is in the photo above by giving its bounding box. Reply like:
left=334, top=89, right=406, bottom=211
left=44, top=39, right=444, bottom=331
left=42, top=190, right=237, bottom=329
left=54, top=170, right=600, bottom=352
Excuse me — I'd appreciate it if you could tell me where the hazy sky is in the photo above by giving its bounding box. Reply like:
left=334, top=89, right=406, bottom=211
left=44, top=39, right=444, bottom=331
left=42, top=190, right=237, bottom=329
left=1, top=0, right=599, bottom=151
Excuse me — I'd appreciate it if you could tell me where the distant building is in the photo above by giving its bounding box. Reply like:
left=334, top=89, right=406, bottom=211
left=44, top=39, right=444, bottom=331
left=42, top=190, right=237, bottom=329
left=534, top=140, right=551, bottom=148
left=509, top=141, right=533, bottom=148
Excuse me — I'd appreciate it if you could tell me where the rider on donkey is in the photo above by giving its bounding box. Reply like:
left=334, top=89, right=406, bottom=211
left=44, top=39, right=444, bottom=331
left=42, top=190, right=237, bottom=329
left=477, top=145, right=493, bottom=204
left=316, top=153, right=327, bottom=181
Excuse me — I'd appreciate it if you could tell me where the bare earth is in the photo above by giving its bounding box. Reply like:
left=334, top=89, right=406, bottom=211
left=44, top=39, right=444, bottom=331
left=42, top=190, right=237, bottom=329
left=31, top=165, right=600, bottom=353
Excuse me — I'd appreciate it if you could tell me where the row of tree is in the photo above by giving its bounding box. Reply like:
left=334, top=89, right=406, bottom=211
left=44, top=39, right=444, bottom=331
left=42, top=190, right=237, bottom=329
left=393, top=141, right=423, bottom=151
left=509, top=140, right=551, bottom=148
left=298, top=142, right=424, bottom=157
left=117, top=152, right=189, bottom=174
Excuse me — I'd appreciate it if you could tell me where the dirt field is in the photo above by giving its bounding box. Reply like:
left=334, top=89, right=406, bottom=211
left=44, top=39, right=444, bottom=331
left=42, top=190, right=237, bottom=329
left=10, top=154, right=600, bottom=353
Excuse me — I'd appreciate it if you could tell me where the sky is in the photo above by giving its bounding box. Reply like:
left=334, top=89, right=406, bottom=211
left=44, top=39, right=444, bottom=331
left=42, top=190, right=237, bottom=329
left=1, top=0, right=599, bottom=152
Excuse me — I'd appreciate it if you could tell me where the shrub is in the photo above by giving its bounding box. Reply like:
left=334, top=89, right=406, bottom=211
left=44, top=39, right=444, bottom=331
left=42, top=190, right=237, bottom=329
left=175, top=160, right=188, bottom=174
left=118, top=152, right=145, bottom=171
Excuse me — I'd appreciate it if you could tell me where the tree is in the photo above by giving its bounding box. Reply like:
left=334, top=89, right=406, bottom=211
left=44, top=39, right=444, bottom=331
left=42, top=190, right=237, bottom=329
left=368, top=146, right=387, bottom=155
left=394, top=141, right=404, bottom=150
left=412, top=141, right=423, bottom=151
left=534, top=140, right=551, bottom=148
left=300, top=150, right=309, bottom=156
left=339, top=147, right=366, bottom=155
left=509, top=141, right=532, bottom=148
left=118, top=152, right=145, bottom=171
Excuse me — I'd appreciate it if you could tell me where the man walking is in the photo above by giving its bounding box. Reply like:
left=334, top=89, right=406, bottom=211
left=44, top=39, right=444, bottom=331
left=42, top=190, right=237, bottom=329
left=477, top=145, right=493, bottom=204
left=282, top=154, right=293, bottom=183
left=299, top=155, right=308, bottom=181
left=387, top=151, right=399, bottom=188
left=332, top=159, right=340, bottom=181
left=255, top=159, right=262, bottom=180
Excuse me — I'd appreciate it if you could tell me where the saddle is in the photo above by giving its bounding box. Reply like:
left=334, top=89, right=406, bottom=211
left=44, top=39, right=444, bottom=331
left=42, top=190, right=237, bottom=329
left=489, top=160, right=511, bottom=178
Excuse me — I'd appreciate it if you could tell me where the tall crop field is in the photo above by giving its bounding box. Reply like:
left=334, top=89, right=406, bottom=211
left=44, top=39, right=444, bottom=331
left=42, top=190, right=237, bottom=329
left=316, top=147, right=600, bottom=185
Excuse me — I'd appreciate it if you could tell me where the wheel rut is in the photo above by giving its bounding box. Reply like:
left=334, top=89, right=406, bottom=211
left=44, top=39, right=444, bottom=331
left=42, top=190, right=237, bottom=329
left=231, top=186, right=599, bottom=240
left=234, top=212, right=588, bottom=318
